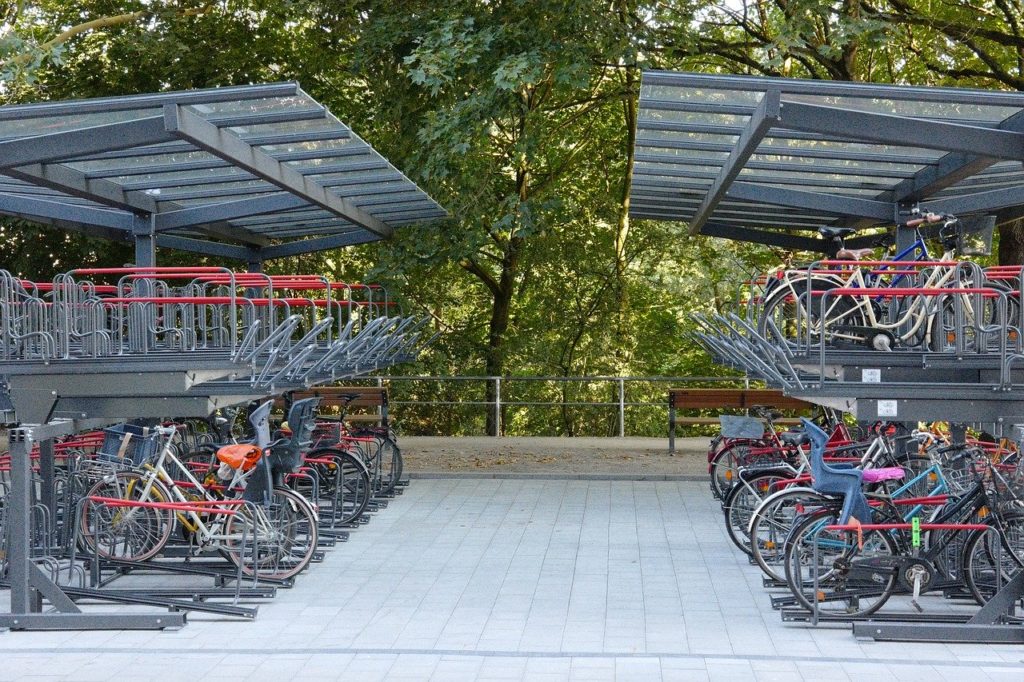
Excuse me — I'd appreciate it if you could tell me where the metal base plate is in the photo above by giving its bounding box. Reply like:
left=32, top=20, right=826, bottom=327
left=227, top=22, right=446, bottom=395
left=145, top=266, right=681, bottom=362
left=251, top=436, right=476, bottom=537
left=0, top=613, right=185, bottom=631
left=853, top=621, right=1024, bottom=644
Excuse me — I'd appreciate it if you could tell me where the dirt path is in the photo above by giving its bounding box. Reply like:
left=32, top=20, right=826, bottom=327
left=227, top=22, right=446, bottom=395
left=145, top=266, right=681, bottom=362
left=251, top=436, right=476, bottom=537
left=400, top=436, right=710, bottom=478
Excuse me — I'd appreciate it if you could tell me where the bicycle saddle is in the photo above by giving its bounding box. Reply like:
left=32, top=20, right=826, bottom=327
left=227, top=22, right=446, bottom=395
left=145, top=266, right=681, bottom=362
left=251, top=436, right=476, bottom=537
left=835, top=247, right=875, bottom=261
left=751, top=405, right=784, bottom=421
left=818, top=226, right=855, bottom=241
left=341, top=393, right=363, bottom=403
left=779, top=431, right=808, bottom=447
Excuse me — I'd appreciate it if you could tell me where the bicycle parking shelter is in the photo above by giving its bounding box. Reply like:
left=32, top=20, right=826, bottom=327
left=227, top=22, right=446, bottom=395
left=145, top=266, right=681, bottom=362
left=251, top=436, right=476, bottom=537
left=0, top=83, right=445, bottom=630
left=633, top=71, right=1024, bottom=644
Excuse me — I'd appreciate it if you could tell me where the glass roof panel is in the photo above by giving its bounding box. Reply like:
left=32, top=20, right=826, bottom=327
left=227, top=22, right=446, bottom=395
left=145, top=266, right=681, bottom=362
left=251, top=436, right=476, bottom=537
left=0, top=108, right=161, bottom=139
left=187, top=94, right=318, bottom=116
left=0, top=82, right=444, bottom=254
left=631, top=70, right=1024, bottom=242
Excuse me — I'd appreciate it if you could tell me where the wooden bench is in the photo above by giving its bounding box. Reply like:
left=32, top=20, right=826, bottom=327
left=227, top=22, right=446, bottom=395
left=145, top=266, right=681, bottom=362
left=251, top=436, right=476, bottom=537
left=667, top=388, right=811, bottom=454
left=284, top=386, right=389, bottom=429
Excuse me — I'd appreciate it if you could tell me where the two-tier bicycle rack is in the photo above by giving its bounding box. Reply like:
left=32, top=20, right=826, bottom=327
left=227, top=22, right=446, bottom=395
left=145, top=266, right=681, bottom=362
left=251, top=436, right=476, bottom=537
left=632, top=71, right=1024, bottom=643
left=0, top=83, right=446, bottom=630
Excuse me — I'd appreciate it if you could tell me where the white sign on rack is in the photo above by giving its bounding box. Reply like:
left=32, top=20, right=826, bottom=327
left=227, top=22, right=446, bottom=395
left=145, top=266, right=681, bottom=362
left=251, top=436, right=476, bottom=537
left=861, top=368, right=881, bottom=383
left=877, top=400, right=898, bottom=418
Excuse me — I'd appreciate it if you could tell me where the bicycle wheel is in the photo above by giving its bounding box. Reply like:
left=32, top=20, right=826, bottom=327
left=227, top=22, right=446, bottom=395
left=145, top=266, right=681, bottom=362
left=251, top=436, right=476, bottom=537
left=376, top=436, right=403, bottom=494
left=723, top=470, right=791, bottom=555
left=79, top=471, right=174, bottom=562
left=318, top=447, right=372, bottom=524
left=749, top=487, right=831, bottom=583
left=758, top=279, right=861, bottom=346
left=963, top=513, right=1024, bottom=605
left=709, top=442, right=752, bottom=500
left=783, top=507, right=899, bottom=617
left=223, top=487, right=319, bottom=581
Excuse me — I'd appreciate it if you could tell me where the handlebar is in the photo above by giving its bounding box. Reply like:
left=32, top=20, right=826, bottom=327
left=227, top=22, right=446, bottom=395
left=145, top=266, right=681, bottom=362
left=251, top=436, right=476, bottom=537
left=905, top=212, right=947, bottom=228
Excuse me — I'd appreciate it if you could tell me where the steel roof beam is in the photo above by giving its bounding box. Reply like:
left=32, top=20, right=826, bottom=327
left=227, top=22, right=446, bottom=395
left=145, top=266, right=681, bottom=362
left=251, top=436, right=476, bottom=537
left=299, top=160, right=391, bottom=177
left=0, top=192, right=133, bottom=230
left=164, top=104, right=392, bottom=239
left=636, top=153, right=918, bottom=178
left=82, top=158, right=231, bottom=179
left=154, top=192, right=308, bottom=231
left=70, top=141, right=196, bottom=162
left=890, top=109, right=1024, bottom=203
left=699, top=223, right=824, bottom=251
left=724, top=181, right=892, bottom=221
left=638, top=137, right=941, bottom=165
left=241, top=129, right=350, bottom=146
left=688, top=89, right=781, bottom=235
left=774, top=101, right=1024, bottom=159
left=0, top=117, right=179, bottom=169
left=155, top=234, right=257, bottom=261
left=0, top=82, right=299, bottom=121
left=634, top=166, right=894, bottom=191
left=643, top=70, right=1024, bottom=107
left=119, top=171, right=252, bottom=191
left=924, top=186, right=1024, bottom=215
left=2, top=162, right=159, bottom=214
left=260, top=232, right=378, bottom=259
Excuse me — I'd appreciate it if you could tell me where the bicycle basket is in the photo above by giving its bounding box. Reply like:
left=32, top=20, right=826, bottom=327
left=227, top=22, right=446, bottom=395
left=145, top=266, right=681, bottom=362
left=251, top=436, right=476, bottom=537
left=312, top=421, right=343, bottom=445
left=957, top=216, right=995, bottom=257
left=718, top=415, right=765, bottom=440
left=97, top=424, right=160, bottom=467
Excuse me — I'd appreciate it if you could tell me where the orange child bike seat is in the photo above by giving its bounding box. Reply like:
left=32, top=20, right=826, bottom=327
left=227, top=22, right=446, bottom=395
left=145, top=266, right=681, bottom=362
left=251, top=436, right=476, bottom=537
left=216, top=444, right=264, bottom=471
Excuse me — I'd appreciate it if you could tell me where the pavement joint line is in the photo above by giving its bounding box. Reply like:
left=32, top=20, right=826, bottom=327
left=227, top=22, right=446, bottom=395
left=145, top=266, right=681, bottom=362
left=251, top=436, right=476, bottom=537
left=3, top=648, right=1023, bottom=669
left=408, top=473, right=706, bottom=481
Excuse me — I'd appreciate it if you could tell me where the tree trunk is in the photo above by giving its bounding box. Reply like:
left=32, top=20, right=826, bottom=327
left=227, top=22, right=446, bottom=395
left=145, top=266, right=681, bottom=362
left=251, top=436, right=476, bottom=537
left=483, top=244, right=519, bottom=435
left=613, top=42, right=639, bottom=375
left=998, top=219, right=1024, bottom=265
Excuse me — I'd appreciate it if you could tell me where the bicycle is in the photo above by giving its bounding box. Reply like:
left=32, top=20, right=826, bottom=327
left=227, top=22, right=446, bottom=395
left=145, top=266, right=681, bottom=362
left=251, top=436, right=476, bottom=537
left=781, top=419, right=1024, bottom=617
left=757, top=213, right=1001, bottom=351
left=78, top=403, right=319, bottom=580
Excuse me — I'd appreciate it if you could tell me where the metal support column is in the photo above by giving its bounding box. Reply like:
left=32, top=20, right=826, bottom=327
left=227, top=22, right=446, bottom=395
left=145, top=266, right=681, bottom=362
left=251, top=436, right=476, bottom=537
left=133, top=214, right=156, bottom=267
left=38, top=438, right=55, bottom=522
left=895, top=221, right=916, bottom=255
left=0, top=422, right=184, bottom=630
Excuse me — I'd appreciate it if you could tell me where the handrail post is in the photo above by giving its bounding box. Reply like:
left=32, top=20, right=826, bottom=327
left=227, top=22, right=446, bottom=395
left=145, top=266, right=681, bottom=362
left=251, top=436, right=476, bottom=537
left=494, top=376, right=502, bottom=437
left=618, top=378, right=625, bottom=438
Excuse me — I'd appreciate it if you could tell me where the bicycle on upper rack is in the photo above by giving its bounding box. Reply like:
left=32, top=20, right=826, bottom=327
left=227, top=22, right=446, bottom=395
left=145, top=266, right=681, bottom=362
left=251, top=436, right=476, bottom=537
left=756, top=212, right=1005, bottom=351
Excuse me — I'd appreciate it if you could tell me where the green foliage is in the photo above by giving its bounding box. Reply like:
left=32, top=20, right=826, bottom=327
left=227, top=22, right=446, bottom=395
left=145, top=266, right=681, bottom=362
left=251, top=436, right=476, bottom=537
left=3, top=1, right=1024, bottom=434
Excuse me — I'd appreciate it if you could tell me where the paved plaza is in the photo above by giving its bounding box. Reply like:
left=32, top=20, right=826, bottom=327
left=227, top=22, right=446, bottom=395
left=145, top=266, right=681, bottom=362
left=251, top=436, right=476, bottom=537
left=2, top=479, right=1024, bottom=680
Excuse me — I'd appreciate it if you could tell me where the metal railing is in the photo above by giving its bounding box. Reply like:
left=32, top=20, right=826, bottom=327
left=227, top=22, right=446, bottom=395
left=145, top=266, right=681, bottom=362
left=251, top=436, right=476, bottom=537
left=358, top=375, right=749, bottom=437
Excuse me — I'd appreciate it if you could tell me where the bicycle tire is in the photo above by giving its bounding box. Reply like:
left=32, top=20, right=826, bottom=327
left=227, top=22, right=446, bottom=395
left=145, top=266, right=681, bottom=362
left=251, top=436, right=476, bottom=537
left=722, top=470, right=792, bottom=555
left=748, top=486, right=831, bottom=583
left=80, top=471, right=175, bottom=562
left=223, top=487, right=319, bottom=581
left=783, top=507, right=899, bottom=617
left=309, top=447, right=372, bottom=525
left=757, top=278, right=861, bottom=345
left=963, top=512, right=1024, bottom=605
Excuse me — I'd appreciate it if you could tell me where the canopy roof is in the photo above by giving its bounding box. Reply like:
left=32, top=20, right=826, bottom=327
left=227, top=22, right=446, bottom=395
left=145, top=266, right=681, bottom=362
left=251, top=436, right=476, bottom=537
left=0, top=82, right=446, bottom=261
left=631, top=71, right=1024, bottom=251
